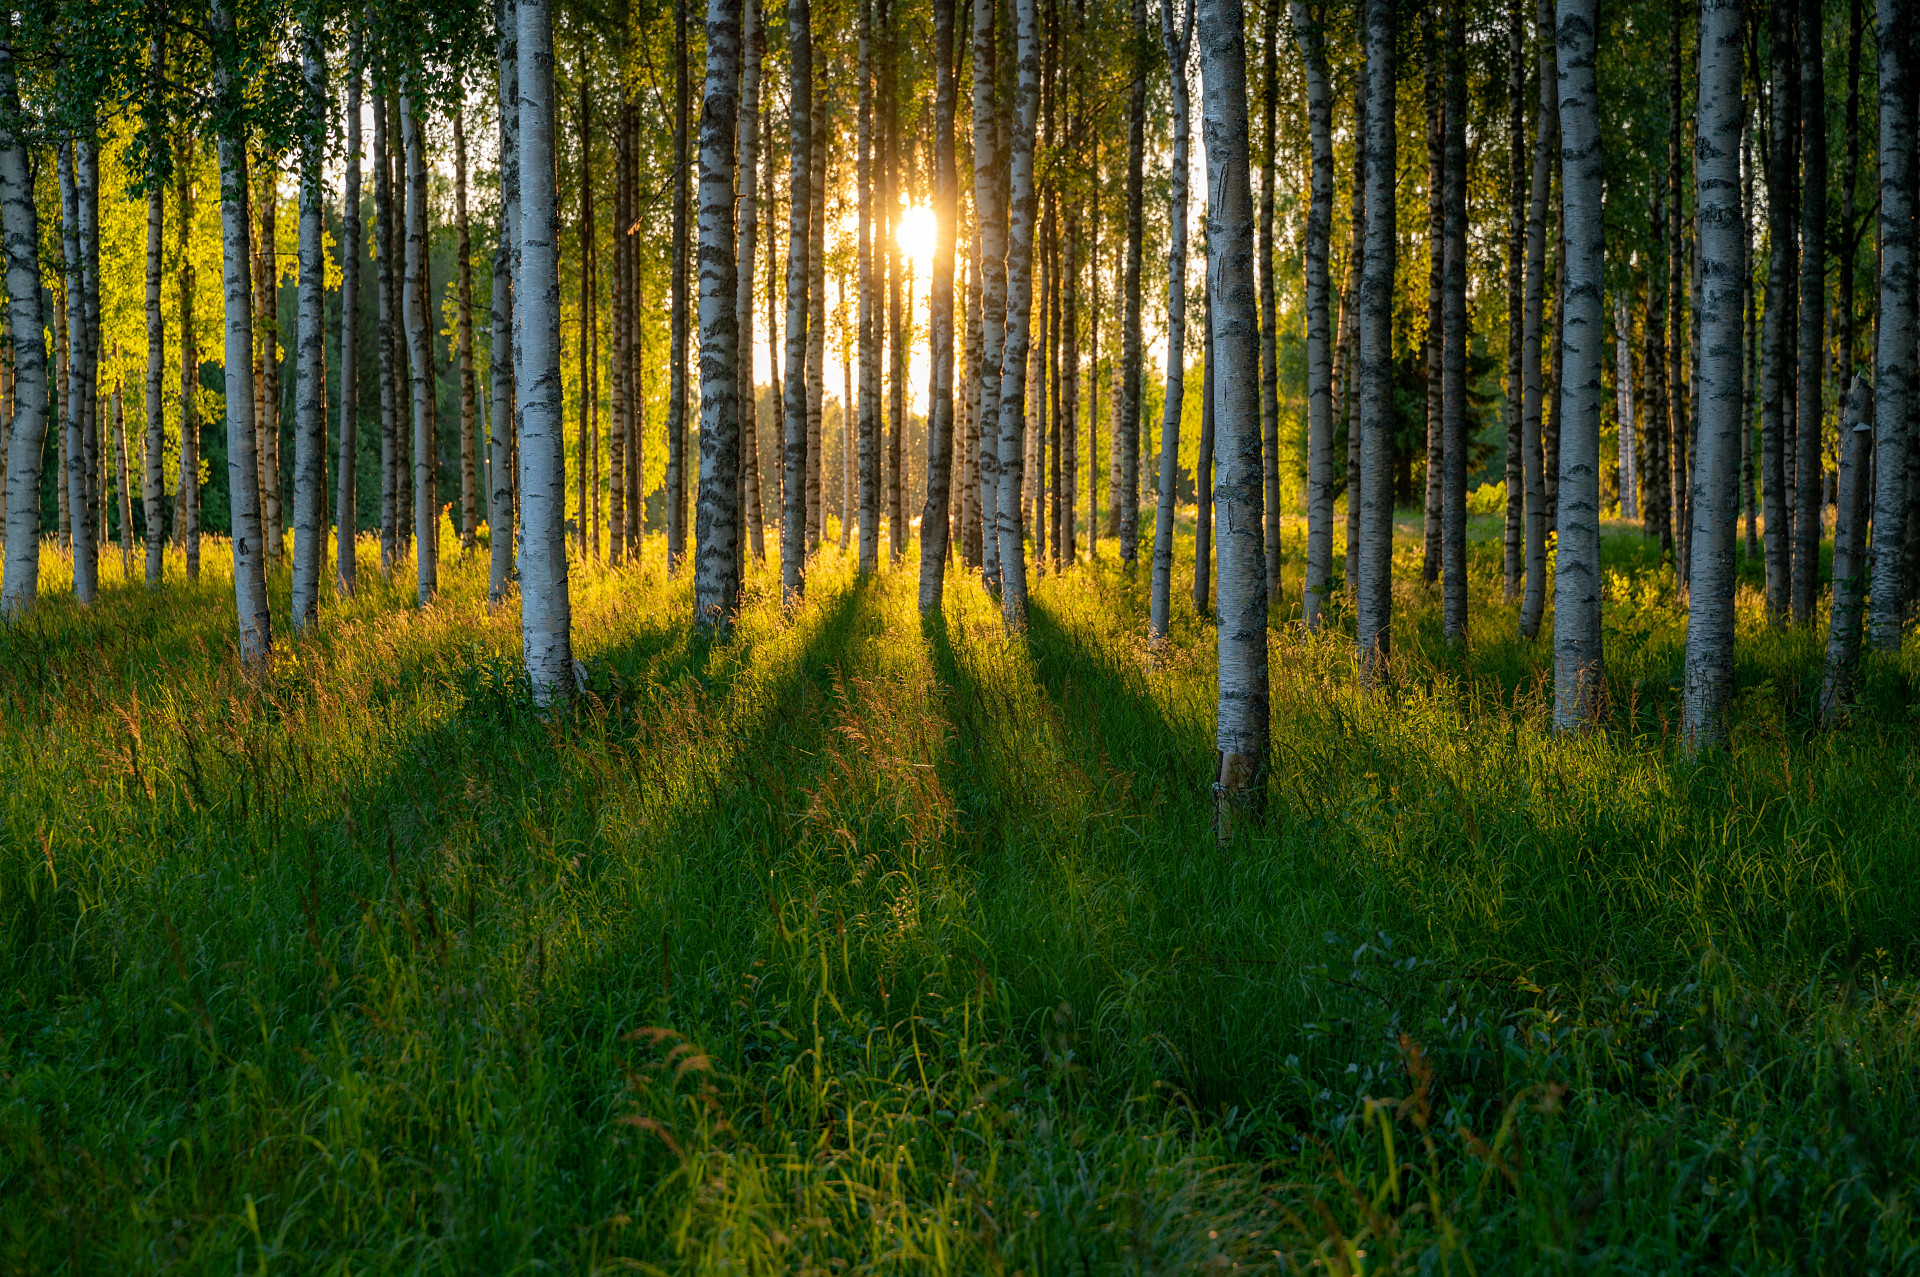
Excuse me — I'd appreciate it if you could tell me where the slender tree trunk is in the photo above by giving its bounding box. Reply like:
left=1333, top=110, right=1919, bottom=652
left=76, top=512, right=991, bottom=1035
left=782, top=0, right=813, bottom=603
left=517, top=0, right=574, bottom=702
left=1150, top=0, right=1196, bottom=644
left=1647, top=190, right=1671, bottom=548
left=374, top=80, right=398, bottom=577
left=1681, top=0, right=1745, bottom=747
left=695, top=0, right=743, bottom=629
left=669, top=0, right=691, bottom=571
left=490, top=0, right=518, bottom=602
left=59, top=145, right=96, bottom=605
left=1195, top=263, right=1214, bottom=613
left=454, top=107, right=478, bottom=556
left=973, top=0, right=1005, bottom=590
left=1792, top=0, right=1825, bottom=622
left=1295, top=0, right=1334, bottom=631
left=1871, top=0, right=1914, bottom=648
left=257, top=156, right=282, bottom=566
left=1553, top=0, right=1604, bottom=729
left=1668, top=2, right=1688, bottom=585
left=1422, top=8, right=1444, bottom=587
left=211, top=0, right=270, bottom=664
left=0, top=38, right=45, bottom=616
left=337, top=22, right=363, bottom=597
left=736, top=0, right=762, bottom=573
left=1440, top=0, right=1468, bottom=642
left=177, top=153, right=199, bottom=580
left=1258, top=0, right=1280, bottom=595
left=765, top=94, right=782, bottom=548
left=1344, top=52, right=1367, bottom=599
left=807, top=95, right=827, bottom=553
left=401, top=88, right=437, bottom=604
left=1503, top=0, right=1525, bottom=599
left=1820, top=376, right=1874, bottom=722
left=1519, top=0, right=1554, bottom=639
left=885, top=19, right=905, bottom=565
left=611, top=83, right=628, bottom=566
left=1741, top=99, right=1758, bottom=560
left=919, top=0, right=960, bottom=613
left=1199, top=0, right=1267, bottom=832
left=1062, top=214, right=1078, bottom=563
left=857, top=0, right=879, bottom=572
left=1356, top=0, right=1396, bottom=678
left=290, top=22, right=328, bottom=631
left=1116, top=0, right=1147, bottom=567
left=144, top=31, right=167, bottom=586
left=113, top=380, right=131, bottom=575
left=1615, top=292, right=1637, bottom=520
left=997, top=0, right=1040, bottom=629
left=577, top=63, right=591, bottom=562
left=1761, top=0, right=1794, bottom=623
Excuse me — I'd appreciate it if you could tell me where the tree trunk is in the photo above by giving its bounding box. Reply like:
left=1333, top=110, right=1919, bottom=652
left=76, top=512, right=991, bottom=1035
left=1440, top=0, right=1467, bottom=643
left=1615, top=291, right=1637, bottom=520
left=455, top=107, right=478, bottom=556
left=765, top=91, right=782, bottom=548
left=1344, top=51, right=1367, bottom=599
left=1118, top=0, right=1147, bottom=566
left=997, top=0, right=1040, bottom=629
left=211, top=0, right=271, bottom=665
left=1553, top=0, right=1604, bottom=730
left=516, top=0, right=575, bottom=703
left=1150, top=0, right=1196, bottom=645
left=401, top=88, right=437, bottom=605
left=59, top=145, right=97, bottom=605
left=290, top=22, right=328, bottom=631
left=1199, top=0, right=1268, bottom=833
left=256, top=156, right=282, bottom=566
left=1870, top=0, right=1914, bottom=649
left=1519, top=0, right=1554, bottom=639
left=695, top=0, right=743, bottom=630
left=1503, top=0, right=1524, bottom=600
left=973, top=0, right=1005, bottom=590
left=178, top=152, right=200, bottom=580
left=490, top=0, right=518, bottom=603
left=1356, top=0, right=1396, bottom=679
left=113, top=381, right=131, bottom=576
left=1792, top=0, right=1825, bottom=622
left=669, top=0, right=692, bottom=572
left=577, top=63, right=592, bottom=562
left=1741, top=99, right=1758, bottom=560
left=1422, top=7, right=1443, bottom=588
left=807, top=92, right=827, bottom=553
left=781, top=0, right=813, bottom=603
left=0, top=36, right=45, bottom=618
left=1819, top=376, right=1874, bottom=723
left=857, top=0, right=879, bottom=572
left=736, top=0, right=762, bottom=572
left=1667, top=2, right=1688, bottom=586
left=1681, top=0, right=1745, bottom=748
left=1259, top=0, right=1280, bottom=597
left=1061, top=214, right=1078, bottom=563
left=919, top=0, right=961, bottom=613
left=337, top=22, right=363, bottom=598
left=1295, top=0, right=1333, bottom=631
left=143, top=31, right=167, bottom=587
left=1760, top=0, right=1794, bottom=624
left=374, top=79, right=398, bottom=577
left=1646, top=189, right=1671, bottom=549
left=1195, top=261, right=1215, bottom=613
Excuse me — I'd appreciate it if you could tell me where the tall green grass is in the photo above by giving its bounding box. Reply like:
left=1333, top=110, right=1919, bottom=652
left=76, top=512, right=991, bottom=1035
left=3, top=514, right=1918, bottom=1273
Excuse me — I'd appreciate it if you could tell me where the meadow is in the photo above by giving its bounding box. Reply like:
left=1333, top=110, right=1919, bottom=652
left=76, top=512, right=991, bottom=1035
left=3, top=513, right=1918, bottom=1273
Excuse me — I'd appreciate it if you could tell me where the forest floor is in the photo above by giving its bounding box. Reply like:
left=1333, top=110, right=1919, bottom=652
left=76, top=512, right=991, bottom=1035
left=4, top=512, right=1919, bottom=1273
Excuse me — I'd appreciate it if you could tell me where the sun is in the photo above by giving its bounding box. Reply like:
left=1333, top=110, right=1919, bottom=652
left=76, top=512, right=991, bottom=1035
left=896, top=203, right=937, bottom=273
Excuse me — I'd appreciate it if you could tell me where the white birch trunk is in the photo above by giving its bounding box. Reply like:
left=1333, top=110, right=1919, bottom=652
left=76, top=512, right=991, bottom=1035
left=1519, top=0, right=1556, bottom=639
left=1355, top=0, right=1396, bottom=678
left=491, top=0, right=520, bottom=603
left=695, top=0, right=742, bottom=630
left=1149, top=0, right=1195, bottom=645
left=1200, top=0, right=1269, bottom=833
left=780, top=0, right=813, bottom=604
left=1552, top=0, right=1604, bottom=729
left=401, top=88, right=437, bottom=605
left=290, top=23, right=329, bottom=631
left=995, top=0, right=1040, bottom=631
left=972, top=0, right=1005, bottom=591
left=0, top=34, right=47, bottom=618
left=59, top=145, right=96, bottom=605
left=737, top=0, right=762, bottom=578
left=857, top=0, right=879, bottom=574
left=143, top=33, right=166, bottom=587
left=1870, top=0, right=1913, bottom=652
left=1615, top=291, right=1636, bottom=520
left=1440, top=1, right=1468, bottom=643
left=918, top=0, right=961, bottom=614
left=1294, top=0, right=1335, bottom=632
left=212, top=0, right=270, bottom=665
left=336, top=23, right=363, bottom=598
left=1819, top=377, right=1874, bottom=724
left=516, top=0, right=575, bottom=703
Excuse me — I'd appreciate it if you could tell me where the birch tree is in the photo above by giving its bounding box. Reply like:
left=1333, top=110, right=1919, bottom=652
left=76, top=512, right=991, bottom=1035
left=857, top=0, right=879, bottom=573
left=1502, top=0, right=1524, bottom=599
left=917, top=0, right=960, bottom=615
left=1519, top=0, right=1555, bottom=640
left=1117, top=0, right=1146, bottom=566
left=1258, top=0, right=1279, bottom=597
left=211, top=0, right=271, bottom=666
left=972, top=0, right=1004, bottom=591
left=490, top=0, right=519, bottom=604
left=669, top=0, right=692, bottom=571
left=996, top=0, right=1040, bottom=630
left=0, top=34, right=48, bottom=619
left=59, top=144, right=97, bottom=606
left=1552, top=0, right=1603, bottom=729
left=1871, top=0, right=1914, bottom=651
left=1792, top=0, right=1824, bottom=622
left=290, top=14, right=328, bottom=632
left=694, top=0, right=742, bottom=632
left=517, top=0, right=574, bottom=703
left=1440, top=0, right=1467, bottom=643
left=1681, top=0, right=1744, bottom=750
left=1149, top=0, right=1195, bottom=646
left=1819, top=377, right=1873, bottom=724
left=177, top=153, right=200, bottom=580
left=1355, top=0, right=1396, bottom=679
left=401, top=87, right=436, bottom=605
left=337, top=22, right=363, bottom=598
left=143, top=31, right=167, bottom=587
left=1293, top=0, right=1333, bottom=632
left=781, top=0, right=813, bottom=605
left=454, top=107, right=477, bottom=557
left=1199, top=0, right=1268, bottom=833
left=736, top=0, right=762, bottom=579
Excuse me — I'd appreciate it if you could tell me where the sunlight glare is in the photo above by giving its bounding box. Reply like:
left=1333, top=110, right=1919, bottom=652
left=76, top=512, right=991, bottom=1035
left=897, top=203, right=936, bottom=273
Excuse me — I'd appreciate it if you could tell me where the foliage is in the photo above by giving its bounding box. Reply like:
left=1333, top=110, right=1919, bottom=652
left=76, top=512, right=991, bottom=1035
left=4, top=513, right=1918, bottom=1271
